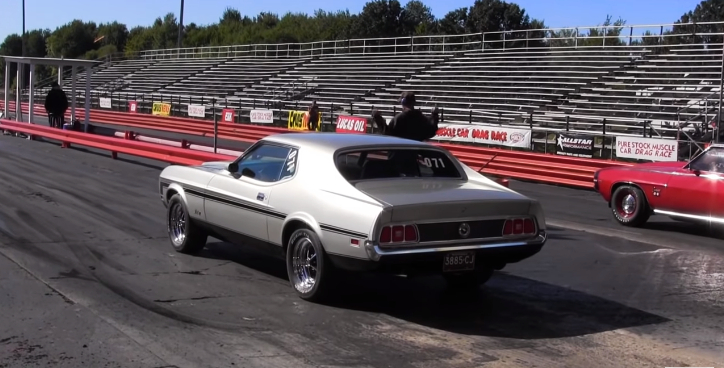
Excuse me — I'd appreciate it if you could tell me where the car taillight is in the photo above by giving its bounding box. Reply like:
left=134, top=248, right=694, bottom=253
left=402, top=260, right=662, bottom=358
left=379, top=224, right=418, bottom=244
left=502, top=217, right=537, bottom=237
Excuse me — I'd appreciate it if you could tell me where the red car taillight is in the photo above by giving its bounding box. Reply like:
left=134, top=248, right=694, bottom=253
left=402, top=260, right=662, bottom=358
left=379, top=224, right=418, bottom=244
left=502, top=217, right=537, bottom=237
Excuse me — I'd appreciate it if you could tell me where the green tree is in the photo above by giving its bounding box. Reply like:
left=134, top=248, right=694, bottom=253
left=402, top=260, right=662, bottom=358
left=45, top=20, right=97, bottom=58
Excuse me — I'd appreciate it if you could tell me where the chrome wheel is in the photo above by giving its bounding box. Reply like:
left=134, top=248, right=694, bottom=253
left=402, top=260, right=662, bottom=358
left=614, top=188, right=637, bottom=220
left=621, top=194, right=636, bottom=215
left=169, top=201, right=186, bottom=246
left=291, top=237, right=317, bottom=294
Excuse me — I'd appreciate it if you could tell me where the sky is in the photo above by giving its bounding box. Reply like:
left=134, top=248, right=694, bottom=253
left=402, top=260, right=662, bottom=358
left=0, top=0, right=703, bottom=42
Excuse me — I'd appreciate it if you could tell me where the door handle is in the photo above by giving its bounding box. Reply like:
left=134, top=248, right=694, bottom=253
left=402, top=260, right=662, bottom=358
left=256, top=192, right=265, bottom=201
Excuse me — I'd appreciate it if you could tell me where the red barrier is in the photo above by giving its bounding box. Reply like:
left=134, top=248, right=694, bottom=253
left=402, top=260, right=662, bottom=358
left=0, top=119, right=234, bottom=165
left=1, top=101, right=635, bottom=189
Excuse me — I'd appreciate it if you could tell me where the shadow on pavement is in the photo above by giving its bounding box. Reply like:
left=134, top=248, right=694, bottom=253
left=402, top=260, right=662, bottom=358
left=199, top=240, right=670, bottom=340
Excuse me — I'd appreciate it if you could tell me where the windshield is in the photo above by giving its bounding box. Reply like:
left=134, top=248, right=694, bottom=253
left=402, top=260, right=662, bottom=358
left=336, top=149, right=462, bottom=181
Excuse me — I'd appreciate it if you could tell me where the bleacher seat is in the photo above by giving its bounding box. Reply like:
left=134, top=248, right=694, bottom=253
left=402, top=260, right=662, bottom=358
left=159, top=57, right=309, bottom=98
left=120, top=58, right=226, bottom=95
left=539, top=45, right=723, bottom=135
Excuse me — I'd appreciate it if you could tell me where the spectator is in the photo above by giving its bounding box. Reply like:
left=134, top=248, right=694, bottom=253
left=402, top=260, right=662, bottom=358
left=44, top=82, right=68, bottom=128
left=307, top=101, right=320, bottom=131
left=372, top=91, right=439, bottom=141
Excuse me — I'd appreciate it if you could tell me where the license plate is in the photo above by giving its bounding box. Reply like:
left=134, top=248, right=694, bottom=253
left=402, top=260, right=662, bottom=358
left=442, top=251, right=476, bottom=272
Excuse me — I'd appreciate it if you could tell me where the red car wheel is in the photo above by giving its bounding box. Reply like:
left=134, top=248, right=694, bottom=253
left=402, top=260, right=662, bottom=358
left=611, top=185, right=650, bottom=227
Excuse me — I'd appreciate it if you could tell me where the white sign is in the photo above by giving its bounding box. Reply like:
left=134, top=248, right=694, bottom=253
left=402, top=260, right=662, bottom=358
left=250, top=109, right=274, bottom=124
left=432, top=123, right=532, bottom=149
left=615, top=136, right=678, bottom=162
left=99, top=97, right=111, bottom=109
left=188, top=104, right=206, bottom=118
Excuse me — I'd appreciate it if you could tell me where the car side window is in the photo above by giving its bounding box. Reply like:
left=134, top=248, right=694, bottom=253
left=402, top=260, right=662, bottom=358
left=689, top=148, right=724, bottom=173
left=234, top=143, right=292, bottom=183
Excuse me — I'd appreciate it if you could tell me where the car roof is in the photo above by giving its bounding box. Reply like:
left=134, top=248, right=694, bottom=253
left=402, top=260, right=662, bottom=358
left=261, top=132, right=437, bottom=152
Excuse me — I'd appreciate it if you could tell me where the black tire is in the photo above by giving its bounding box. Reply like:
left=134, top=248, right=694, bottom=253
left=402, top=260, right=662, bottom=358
left=610, top=185, right=650, bottom=227
left=443, top=267, right=494, bottom=291
left=166, top=194, right=207, bottom=254
left=286, top=228, right=335, bottom=302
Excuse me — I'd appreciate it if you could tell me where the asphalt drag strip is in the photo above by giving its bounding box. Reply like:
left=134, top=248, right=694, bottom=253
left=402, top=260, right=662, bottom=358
left=0, top=134, right=722, bottom=368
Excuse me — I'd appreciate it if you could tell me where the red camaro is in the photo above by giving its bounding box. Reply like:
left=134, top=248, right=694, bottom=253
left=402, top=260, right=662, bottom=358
left=594, top=144, right=724, bottom=227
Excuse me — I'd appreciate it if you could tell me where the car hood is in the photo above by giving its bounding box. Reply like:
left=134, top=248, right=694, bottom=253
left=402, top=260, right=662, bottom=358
left=603, top=161, right=685, bottom=174
left=195, top=161, right=233, bottom=174
left=353, top=179, right=529, bottom=207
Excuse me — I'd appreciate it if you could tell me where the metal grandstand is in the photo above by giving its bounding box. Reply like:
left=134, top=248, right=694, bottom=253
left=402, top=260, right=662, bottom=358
left=10, top=21, right=724, bottom=141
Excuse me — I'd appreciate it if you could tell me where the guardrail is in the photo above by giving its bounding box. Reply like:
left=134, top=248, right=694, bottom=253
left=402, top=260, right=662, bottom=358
left=0, top=118, right=234, bottom=166
left=1, top=101, right=634, bottom=189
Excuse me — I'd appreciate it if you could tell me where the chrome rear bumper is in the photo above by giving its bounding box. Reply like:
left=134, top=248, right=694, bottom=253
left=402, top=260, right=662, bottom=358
left=364, top=231, right=547, bottom=261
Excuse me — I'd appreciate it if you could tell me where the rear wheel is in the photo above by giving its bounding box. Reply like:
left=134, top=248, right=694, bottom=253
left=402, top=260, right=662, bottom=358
left=611, top=185, right=650, bottom=227
left=167, top=194, right=207, bottom=254
left=443, top=267, right=494, bottom=291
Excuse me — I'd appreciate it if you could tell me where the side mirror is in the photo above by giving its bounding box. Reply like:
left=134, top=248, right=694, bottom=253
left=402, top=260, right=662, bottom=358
left=241, top=167, right=256, bottom=178
left=227, top=162, right=238, bottom=172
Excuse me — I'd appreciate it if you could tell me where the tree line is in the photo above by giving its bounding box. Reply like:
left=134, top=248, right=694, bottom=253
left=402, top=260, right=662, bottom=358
left=0, top=0, right=721, bottom=88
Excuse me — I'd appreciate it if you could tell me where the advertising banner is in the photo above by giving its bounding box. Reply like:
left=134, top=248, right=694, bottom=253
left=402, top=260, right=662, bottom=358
left=128, top=101, right=138, bottom=114
left=188, top=104, right=206, bottom=118
left=152, top=102, right=171, bottom=116
left=221, top=109, right=235, bottom=123
left=99, top=97, right=112, bottom=109
left=288, top=110, right=321, bottom=131
left=335, top=115, right=367, bottom=134
left=615, top=136, right=678, bottom=161
left=556, top=133, right=595, bottom=158
left=250, top=109, right=274, bottom=124
left=433, top=124, right=532, bottom=148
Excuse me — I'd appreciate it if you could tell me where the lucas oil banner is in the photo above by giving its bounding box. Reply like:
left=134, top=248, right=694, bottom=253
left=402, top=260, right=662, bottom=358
left=288, top=110, right=321, bottom=131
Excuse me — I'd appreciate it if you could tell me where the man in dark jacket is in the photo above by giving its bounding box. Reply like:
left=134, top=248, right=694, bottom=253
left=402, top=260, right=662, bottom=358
left=44, top=82, right=68, bottom=128
left=371, top=91, right=439, bottom=141
left=372, top=92, right=441, bottom=176
left=307, top=101, right=320, bottom=131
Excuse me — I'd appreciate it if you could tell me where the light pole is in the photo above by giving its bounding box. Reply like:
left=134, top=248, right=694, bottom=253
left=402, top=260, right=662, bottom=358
left=177, top=0, right=185, bottom=49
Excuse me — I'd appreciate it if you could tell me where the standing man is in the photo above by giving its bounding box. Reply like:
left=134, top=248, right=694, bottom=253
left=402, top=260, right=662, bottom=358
left=372, top=91, right=439, bottom=141
left=44, top=82, right=68, bottom=128
left=307, top=101, right=320, bottom=131
left=372, top=92, right=441, bottom=176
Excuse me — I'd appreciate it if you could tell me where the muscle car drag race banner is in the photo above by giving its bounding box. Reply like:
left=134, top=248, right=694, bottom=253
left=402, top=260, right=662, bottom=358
left=288, top=110, right=321, bottom=131
left=432, top=124, right=532, bottom=149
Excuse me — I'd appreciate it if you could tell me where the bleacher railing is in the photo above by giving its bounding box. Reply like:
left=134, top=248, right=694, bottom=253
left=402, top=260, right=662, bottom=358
left=138, top=21, right=724, bottom=59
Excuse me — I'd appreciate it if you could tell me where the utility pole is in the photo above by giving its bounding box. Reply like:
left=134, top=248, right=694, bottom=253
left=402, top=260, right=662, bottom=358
left=21, top=0, right=26, bottom=57
left=177, top=0, right=185, bottom=49
left=21, top=0, right=26, bottom=91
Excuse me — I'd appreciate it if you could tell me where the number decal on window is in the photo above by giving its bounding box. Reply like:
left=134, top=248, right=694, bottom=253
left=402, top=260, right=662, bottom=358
left=420, top=157, right=445, bottom=168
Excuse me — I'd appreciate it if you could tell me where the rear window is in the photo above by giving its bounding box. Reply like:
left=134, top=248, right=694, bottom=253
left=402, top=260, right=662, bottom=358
left=336, top=149, right=462, bottom=181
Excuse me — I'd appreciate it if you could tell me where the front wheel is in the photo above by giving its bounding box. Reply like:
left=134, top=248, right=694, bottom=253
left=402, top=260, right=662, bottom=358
left=167, top=194, right=208, bottom=254
left=610, top=185, right=650, bottom=227
left=286, top=228, right=335, bottom=302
